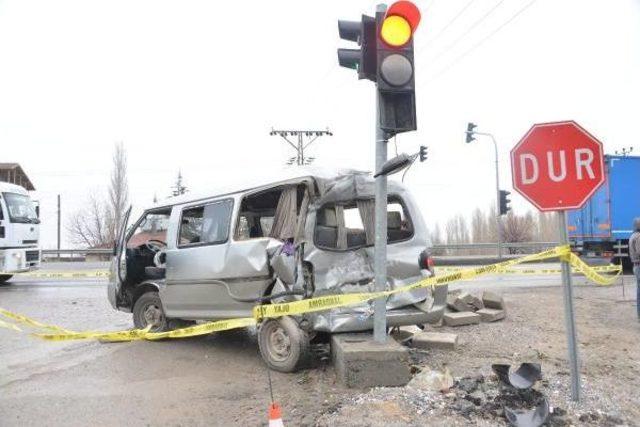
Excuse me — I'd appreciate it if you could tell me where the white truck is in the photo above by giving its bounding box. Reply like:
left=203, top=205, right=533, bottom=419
left=0, top=182, right=41, bottom=283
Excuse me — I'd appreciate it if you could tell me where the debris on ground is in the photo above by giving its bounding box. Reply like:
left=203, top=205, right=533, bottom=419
left=316, top=370, right=634, bottom=426
left=443, top=311, right=481, bottom=327
left=407, top=367, right=454, bottom=392
left=446, top=290, right=507, bottom=324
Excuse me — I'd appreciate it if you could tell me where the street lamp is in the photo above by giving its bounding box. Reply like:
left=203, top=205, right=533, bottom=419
left=465, top=122, right=503, bottom=258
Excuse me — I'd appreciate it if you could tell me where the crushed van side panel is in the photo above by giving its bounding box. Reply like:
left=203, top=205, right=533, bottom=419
left=297, top=173, right=447, bottom=333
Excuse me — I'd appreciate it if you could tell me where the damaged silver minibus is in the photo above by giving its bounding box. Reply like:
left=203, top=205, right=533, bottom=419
left=108, top=168, right=446, bottom=371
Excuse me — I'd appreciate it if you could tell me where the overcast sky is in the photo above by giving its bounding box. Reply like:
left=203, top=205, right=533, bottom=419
left=1, top=0, right=639, bottom=248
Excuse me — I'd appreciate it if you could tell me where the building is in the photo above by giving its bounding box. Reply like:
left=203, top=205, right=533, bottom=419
left=0, top=163, right=35, bottom=191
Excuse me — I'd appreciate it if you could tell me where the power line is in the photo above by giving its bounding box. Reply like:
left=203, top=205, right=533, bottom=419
left=423, top=0, right=539, bottom=86
left=269, top=128, right=332, bottom=166
left=427, top=0, right=506, bottom=66
left=416, top=0, right=476, bottom=52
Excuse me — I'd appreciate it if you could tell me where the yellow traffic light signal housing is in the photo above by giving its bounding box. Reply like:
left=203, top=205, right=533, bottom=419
left=376, top=1, right=420, bottom=136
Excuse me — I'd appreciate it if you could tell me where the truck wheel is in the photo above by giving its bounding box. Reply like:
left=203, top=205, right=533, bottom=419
left=258, top=316, right=310, bottom=373
left=132, top=291, right=169, bottom=332
left=0, top=275, right=13, bottom=285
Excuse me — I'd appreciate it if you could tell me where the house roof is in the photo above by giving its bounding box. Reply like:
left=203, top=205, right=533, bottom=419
left=0, top=163, right=35, bottom=191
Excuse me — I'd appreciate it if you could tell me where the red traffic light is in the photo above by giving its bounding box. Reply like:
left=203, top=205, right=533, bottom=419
left=380, top=1, right=421, bottom=47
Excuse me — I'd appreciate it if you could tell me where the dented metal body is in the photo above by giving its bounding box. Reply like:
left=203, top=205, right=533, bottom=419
left=108, top=168, right=446, bottom=332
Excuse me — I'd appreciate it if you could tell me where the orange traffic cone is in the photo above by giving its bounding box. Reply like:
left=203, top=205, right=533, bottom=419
left=268, top=402, right=284, bottom=427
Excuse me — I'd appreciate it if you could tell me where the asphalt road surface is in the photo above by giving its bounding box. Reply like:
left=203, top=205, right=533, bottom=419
left=0, top=262, right=631, bottom=426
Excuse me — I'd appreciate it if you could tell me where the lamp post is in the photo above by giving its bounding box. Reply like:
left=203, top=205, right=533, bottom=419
left=466, top=124, right=503, bottom=258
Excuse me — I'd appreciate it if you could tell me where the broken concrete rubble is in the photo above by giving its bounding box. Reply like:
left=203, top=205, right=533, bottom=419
left=477, top=308, right=506, bottom=322
left=443, top=312, right=481, bottom=327
left=412, top=332, right=458, bottom=350
left=446, top=294, right=471, bottom=312
left=482, top=290, right=505, bottom=310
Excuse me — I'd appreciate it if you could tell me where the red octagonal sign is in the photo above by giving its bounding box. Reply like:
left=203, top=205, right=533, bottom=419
left=511, top=121, right=605, bottom=212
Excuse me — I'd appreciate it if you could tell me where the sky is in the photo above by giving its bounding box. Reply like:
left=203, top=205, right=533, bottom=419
left=1, top=0, right=639, bottom=248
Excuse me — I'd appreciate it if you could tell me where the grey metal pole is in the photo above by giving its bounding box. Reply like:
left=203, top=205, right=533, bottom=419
left=57, top=195, right=61, bottom=261
left=373, top=90, right=388, bottom=343
left=491, top=136, right=502, bottom=259
left=559, top=211, right=581, bottom=401
left=474, top=132, right=502, bottom=258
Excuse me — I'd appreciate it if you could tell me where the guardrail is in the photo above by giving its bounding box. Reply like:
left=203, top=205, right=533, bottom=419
left=432, top=242, right=559, bottom=250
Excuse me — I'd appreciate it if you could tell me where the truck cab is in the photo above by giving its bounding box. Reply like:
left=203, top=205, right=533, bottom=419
left=0, top=182, right=41, bottom=283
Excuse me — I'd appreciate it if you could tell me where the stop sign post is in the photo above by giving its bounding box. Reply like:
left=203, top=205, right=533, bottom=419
left=511, top=121, right=605, bottom=402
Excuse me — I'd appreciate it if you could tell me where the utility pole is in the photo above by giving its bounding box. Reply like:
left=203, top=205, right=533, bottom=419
left=269, top=128, right=332, bottom=165
left=57, top=195, right=61, bottom=261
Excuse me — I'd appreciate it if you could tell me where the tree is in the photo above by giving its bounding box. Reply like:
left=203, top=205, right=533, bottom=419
left=171, top=170, right=188, bottom=197
left=67, top=143, right=130, bottom=247
left=108, top=142, right=129, bottom=240
left=429, top=223, right=445, bottom=255
left=536, top=212, right=560, bottom=242
left=503, top=211, right=536, bottom=253
left=445, top=214, right=470, bottom=245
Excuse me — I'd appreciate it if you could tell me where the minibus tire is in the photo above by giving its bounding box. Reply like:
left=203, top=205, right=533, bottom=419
left=0, top=275, right=13, bottom=284
left=258, top=316, right=310, bottom=373
left=132, top=291, right=170, bottom=333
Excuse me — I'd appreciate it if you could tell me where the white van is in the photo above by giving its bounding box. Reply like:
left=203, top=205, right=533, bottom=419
left=0, top=182, right=41, bottom=283
left=108, top=168, right=446, bottom=371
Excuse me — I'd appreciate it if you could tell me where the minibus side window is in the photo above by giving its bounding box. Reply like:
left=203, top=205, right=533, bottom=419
left=178, top=199, right=233, bottom=247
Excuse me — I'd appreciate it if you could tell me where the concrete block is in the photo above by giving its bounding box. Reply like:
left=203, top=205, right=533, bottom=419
left=447, top=294, right=471, bottom=312
left=457, top=292, right=475, bottom=305
left=331, top=333, right=411, bottom=388
left=412, top=332, right=458, bottom=350
left=477, top=308, right=506, bottom=322
left=390, top=329, right=414, bottom=344
left=443, top=312, right=481, bottom=327
left=468, top=295, right=484, bottom=310
left=482, top=291, right=505, bottom=310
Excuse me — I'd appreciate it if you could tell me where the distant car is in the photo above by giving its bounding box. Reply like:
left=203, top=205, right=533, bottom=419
left=108, top=168, right=446, bottom=372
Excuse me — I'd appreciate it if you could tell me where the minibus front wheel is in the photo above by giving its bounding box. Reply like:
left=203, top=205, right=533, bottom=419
left=258, top=316, right=310, bottom=373
left=0, top=275, right=13, bottom=284
left=133, top=291, right=169, bottom=332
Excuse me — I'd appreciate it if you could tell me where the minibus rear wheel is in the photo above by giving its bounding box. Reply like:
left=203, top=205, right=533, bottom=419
left=133, top=291, right=169, bottom=332
left=0, top=275, right=13, bottom=285
left=258, top=316, right=310, bottom=373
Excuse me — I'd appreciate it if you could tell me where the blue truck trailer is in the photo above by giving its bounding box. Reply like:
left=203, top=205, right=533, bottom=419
left=568, top=154, right=640, bottom=268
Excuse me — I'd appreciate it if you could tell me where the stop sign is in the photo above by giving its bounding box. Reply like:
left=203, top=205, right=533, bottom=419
left=511, top=121, right=605, bottom=211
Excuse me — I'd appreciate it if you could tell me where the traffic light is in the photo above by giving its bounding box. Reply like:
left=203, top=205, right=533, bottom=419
left=337, top=15, right=377, bottom=81
left=499, top=190, right=511, bottom=215
left=465, top=122, right=477, bottom=143
left=376, top=1, right=421, bottom=136
left=419, top=145, right=428, bottom=162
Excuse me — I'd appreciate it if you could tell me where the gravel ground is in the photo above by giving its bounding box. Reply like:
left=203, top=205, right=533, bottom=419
left=317, top=283, right=640, bottom=426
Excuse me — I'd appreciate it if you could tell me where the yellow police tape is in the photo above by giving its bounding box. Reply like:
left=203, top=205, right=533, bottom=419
left=436, top=263, right=622, bottom=275
left=6, top=270, right=110, bottom=279
left=0, top=245, right=623, bottom=342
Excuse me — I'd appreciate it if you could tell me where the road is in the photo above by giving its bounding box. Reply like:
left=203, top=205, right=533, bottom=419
left=0, top=263, right=631, bottom=426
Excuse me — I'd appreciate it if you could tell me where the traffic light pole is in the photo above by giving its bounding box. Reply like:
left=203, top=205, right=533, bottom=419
left=373, top=41, right=389, bottom=344
left=474, top=131, right=502, bottom=258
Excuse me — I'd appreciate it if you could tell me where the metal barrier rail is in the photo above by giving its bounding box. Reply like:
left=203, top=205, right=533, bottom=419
left=432, top=242, right=559, bottom=251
